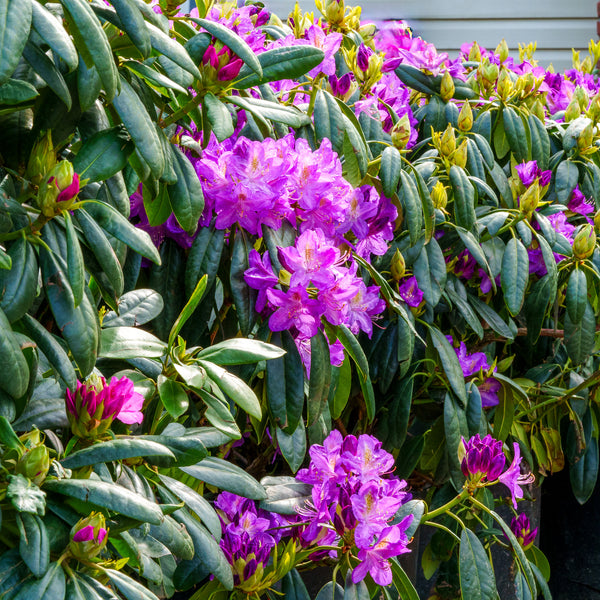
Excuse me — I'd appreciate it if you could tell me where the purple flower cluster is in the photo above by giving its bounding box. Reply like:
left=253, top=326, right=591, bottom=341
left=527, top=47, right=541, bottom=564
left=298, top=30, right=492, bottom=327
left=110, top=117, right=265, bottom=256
left=296, top=430, right=413, bottom=586
left=446, top=336, right=500, bottom=407
left=510, top=513, right=538, bottom=550
left=245, top=228, right=386, bottom=370
left=461, top=435, right=534, bottom=508
left=214, top=491, right=290, bottom=586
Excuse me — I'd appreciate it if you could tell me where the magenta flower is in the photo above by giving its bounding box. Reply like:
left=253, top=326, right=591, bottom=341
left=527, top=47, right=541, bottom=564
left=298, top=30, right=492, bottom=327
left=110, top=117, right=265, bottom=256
left=498, top=442, right=535, bottom=508
left=515, top=160, right=551, bottom=188
left=478, top=377, right=501, bottom=408
left=73, top=525, right=107, bottom=544
left=398, top=276, right=424, bottom=308
left=357, top=43, right=372, bottom=72
left=329, top=72, right=354, bottom=97
left=461, top=434, right=506, bottom=481
left=510, top=514, right=537, bottom=550
left=66, top=375, right=144, bottom=439
left=267, top=286, right=322, bottom=337
left=54, top=172, right=80, bottom=203
left=244, top=250, right=279, bottom=312
left=568, top=185, right=594, bottom=216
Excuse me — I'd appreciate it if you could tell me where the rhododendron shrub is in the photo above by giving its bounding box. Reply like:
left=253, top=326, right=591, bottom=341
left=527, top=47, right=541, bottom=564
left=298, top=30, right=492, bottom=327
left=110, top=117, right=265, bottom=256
left=2, top=0, right=600, bottom=598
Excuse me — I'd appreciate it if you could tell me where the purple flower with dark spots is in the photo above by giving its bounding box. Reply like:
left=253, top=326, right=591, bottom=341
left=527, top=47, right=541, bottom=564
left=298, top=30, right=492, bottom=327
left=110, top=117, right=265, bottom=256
left=461, top=434, right=506, bottom=481
left=510, top=513, right=537, bottom=550
left=498, top=442, right=535, bottom=508
left=398, top=276, right=424, bottom=308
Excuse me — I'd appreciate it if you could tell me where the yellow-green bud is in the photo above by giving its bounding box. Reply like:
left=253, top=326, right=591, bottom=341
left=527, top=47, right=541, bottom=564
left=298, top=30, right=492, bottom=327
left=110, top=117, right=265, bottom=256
left=69, top=513, right=108, bottom=561
left=495, top=39, right=510, bottom=63
left=440, top=124, right=456, bottom=156
left=594, top=209, right=600, bottom=233
left=431, top=181, right=448, bottom=209
left=577, top=121, right=594, bottom=151
left=358, top=22, right=376, bottom=41
left=469, top=42, right=482, bottom=62
left=390, top=249, right=406, bottom=281
left=26, top=131, right=56, bottom=186
left=16, top=445, right=50, bottom=487
left=38, top=161, right=80, bottom=217
left=457, top=102, right=473, bottom=132
left=520, top=72, right=535, bottom=95
left=565, top=99, right=581, bottom=122
left=531, top=99, right=546, bottom=122
left=581, top=56, right=593, bottom=74
left=482, top=61, right=499, bottom=87
left=496, top=69, right=513, bottom=100
left=324, top=0, right=345, bottom=24
left=391, top=113, right=412, bottom=150
left=573, top=224, right=596, bottom=259
left=574, top=86, right=589, bottom=110
left=440, top=71, right=455, bottom=102
left=519, top=181, right=539, bottom=215
left=452, top=139, right=468, bottom=168
left=587, top=93, right=600, bottom=121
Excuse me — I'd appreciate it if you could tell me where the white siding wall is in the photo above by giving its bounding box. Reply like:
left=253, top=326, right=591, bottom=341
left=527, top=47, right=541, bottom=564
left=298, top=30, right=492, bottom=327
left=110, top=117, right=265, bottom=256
left=262, top=0, right=598, bottom=72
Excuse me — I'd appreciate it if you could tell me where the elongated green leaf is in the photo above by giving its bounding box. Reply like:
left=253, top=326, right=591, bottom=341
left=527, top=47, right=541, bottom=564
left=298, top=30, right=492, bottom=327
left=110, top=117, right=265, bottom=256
left=313, top=89, right=345, bottom=154
left=450, top=165, right=476, bottom=231
left=182, top=456, right=266, bottom=500
left=459, top=528, right=497, bottom=600
left=168, top=274, right=207, bottom=348
left=65, top=573, right=110, bottom=600
left=565, top=268, right=587, bottom=324
left=0, top=78, right=38, bottom=106
left=167, top=146, right=204, bottom=235
left=315, top=582, right=344, bottom=600
left=60, top=0, right=118, bottom=100
left=564, top=300, right=596, bottom=365
left=197, top=338, right=285, bottom=365
left=233, top=45, right=324, bottom=89
left=31, top=1, right=77, bottom=71
left=226, top=95, right=310, bottom=128
left=103, top=289, right=164, bottom=328
left=61, top=211, right=85, bottom=308
left=493, top=385, right=514, bottom=442
left=191, top=17, right=261, bottom=76
left=282, top=569, right=311, bottom=600
left=100, top=326, right=166, bottom=359
left=468, top=293, right=514, bottom=340
left=44, top=478, right=164, bottom=525
left=395, top=63, right=437, bottom=95
left=307, top=330, right=331, bottom=426
left=61, top=439, right=174, bottom=469
left=0, top=0, right=32, bottom=86
left=17, top=513, right=49, bottom=578
left=83, top=200, right=160, bottom=264
left=430, top=327, right=467, bottom=405
left=343, top=572, right=369, bottom=600
left=22, top=41, right=71, bottom=109
left=276, top=421, right=306, bottom=473
left=111, top=76, right=164, bottom=178
left=0, top=237, right=37, bottom=322
left=555, top=160, right=579, bottom=204
left=73, top=126, right=134, bottom=183
left=413, top=240, right=446, bottom=307
left=13, top=561, right=65, bottom=600
left=445, top=392, right=468, bottom=490
left=111, top=0, right=151, bottom=57
left=158, top=375, right=189, bottom=418
left=0, top=308, right=29, bottom=399
left=202, top=91, right=234, bottom=142
left=77, top=53, right=101, bottom=112
left=199, top=359, right=262, bottom=420
left=503, top=106, right=530, bottom=162
left=102, top=568, right=159, bottom=600
left=228, top=228, right=256, bottom=336
left=390, top=558, right=420, bottom=600
left=528, top=114, right=550, bottom=170
left=380, top=146, right=402, bottom=198
left=501, top=237, right=529, bottom=316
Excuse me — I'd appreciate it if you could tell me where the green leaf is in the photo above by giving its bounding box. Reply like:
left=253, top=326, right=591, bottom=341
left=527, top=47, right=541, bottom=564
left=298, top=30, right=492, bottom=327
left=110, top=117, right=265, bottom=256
left=0, top=0, right=33, bottom=86
left=343, top=572, right=369, bottom=600
left=565, top=268, right=587, bottom=324
left=123, top=59, right=187, bottom=95
left=83, top=200, right=161, bottom=265
left=22, top=41, right=71, bottom=110
left=555, top=160, right=579, bottom=204
left=61, top=438, right=175, bottom=469
left=76, top=208, right=124, bottom=298
left=60, top=0, right=118, bottom=100
left=468, top=293, right=514, bottom=340
left=168, top=274, right=207, bottom=348
left=380, top=147, right=402, bottom=197
left=73, top=126, right=134, bottom=183
left=0, top=307, right=29, bottom=399
left=399, top=170, right=423, bottom=246
left=111, top=76, right=164, bottom=178
left=282, top=569, right=311, bottom=600
left=181, top=456, right=267, bottom=500
left=493, top=385, right=514, bottom=442
left=228, top=228, right=256, bottom=336
left=233, top=45, right=324, bottom=89
left=22, top=315, right=77, bottom=391
left=390, top=558, right=420, bottom=600
left=102, top=568, right=159, bottom=600
left=13, top=561, right=65, bottom=600
left=157, top=474, right=221, bottom=540
left=111, top=0, right=151, bottom=57
left=394, top=63, right=437, bottom=95
left=31, top=2, right=78, bottom=71
left=103, top=289, right=164, bottom=328
left=191, top=17, right=261, bottom=76
left=528, top=114, right=550, bottom=170
left=197, top=338, right=285, bottom=365
left=450, top=165, right=476, bottom=231
left=307, top=330, right=331, bottom=426
left=202, top=91, right=234, bottom=142
left=158, top=375, right=189, bottom=418
left=44, top=479, right=164, bottom=525
left=199, top=359, right=262, bottom=420
left=62, top=211, right=85, bottom=308
left=167, top=146, right=205, bottom=235
left=0, top=237, right=37, bottom=322
left=315, top=582, right=344, bottom=600
left=564, top=300, right=596, bottom=365
left=503, top=106, right=530, bottom=162
left=459, top=528, right=497, bottom=600
left=429, top=327, right=467, bottom=405
left=17, top=513, right=49, bottom=578
left=76, top=55, right=101, bottom=112
left=276, top=421, right=306, bottom=473
left=413, top=239, right=446, bottom=307
left=331, top=354, right=351, bottom=420
left=444, top=392, right=468, bottom=490
left=7, top=474, right=46, bottom=515
left=501, top=237, right=529, bottom=316
left=0, top=78, right=38, bottom=105
left=313, top=89, right=345, bottom=154
left=226, top=95, right=310, bottom=128
left=65, top=573, right=109, bottom=600
left=100, top=326, right=166, bottom=359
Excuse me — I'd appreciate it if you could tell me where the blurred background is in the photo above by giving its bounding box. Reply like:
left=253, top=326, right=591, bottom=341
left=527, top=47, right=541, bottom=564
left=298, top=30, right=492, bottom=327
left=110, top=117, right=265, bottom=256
left=182, top=0, right=598, bottom=72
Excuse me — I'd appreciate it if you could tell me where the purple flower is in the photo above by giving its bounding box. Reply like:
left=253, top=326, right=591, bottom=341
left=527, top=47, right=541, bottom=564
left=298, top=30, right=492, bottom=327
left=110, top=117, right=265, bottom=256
left=398, top=276, right=424, bottom=308
left=73, top=525, right=107, bottom=544
left=568, top=185, right=594, bottom=216
left=461, top=434, right=506, bottom=481
left=341, top=434, right=395, bottom=483
left=329, top=72, right=354, bottom=97
left=498, top=442, right=535, bottom=508
left=478, top=377, right=501, bottom=408
left=446, top=337, right=490, bottom=378
left=345, top=282, right=386, bottom=338
left=244, top=250, right=279, bottom=312
left=357, top=44, right=371, bottom=72
left=515, top=161, right=552, bottom=188
left=267, top=286, right=322, bottom=338
left=510, top=514, right=537, bottom=550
